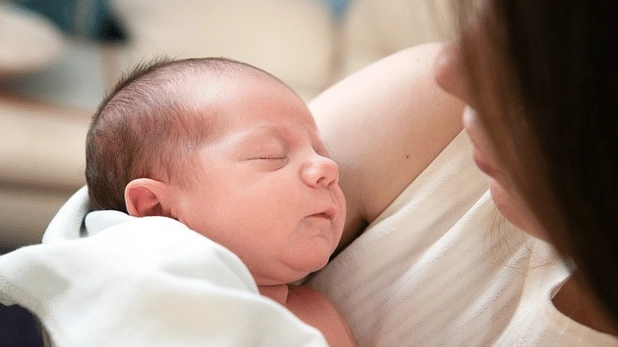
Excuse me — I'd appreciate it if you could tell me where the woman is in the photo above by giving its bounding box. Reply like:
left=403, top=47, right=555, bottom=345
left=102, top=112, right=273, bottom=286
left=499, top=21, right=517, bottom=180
left=308, top=0, right=618, bottom=345
left=437, top=0, right=618, bottom=336
left=1, top=1, right=616, bottom=346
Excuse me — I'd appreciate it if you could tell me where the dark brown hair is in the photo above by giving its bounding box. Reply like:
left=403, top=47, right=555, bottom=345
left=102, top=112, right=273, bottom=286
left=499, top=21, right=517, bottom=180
left=457, top=0, right=618, bottom=324
left=86, top=57, right=287, bottom=212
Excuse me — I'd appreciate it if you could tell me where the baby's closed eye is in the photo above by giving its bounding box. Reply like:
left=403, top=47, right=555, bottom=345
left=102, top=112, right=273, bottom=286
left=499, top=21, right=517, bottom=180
left=247, top=151, right=289, bottom=170
left=252, top=154, right=287, bottom=160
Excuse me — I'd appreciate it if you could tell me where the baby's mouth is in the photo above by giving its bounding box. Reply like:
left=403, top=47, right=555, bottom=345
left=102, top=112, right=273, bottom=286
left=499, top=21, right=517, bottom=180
left=312, top=212, right=331, bottom=219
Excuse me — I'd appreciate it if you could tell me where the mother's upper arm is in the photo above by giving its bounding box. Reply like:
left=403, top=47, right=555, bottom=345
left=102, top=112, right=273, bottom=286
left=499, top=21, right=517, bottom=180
left=310, top=43, right=465, bottom=250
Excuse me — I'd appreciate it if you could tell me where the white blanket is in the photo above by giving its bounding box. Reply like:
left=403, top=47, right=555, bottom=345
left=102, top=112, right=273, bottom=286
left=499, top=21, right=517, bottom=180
left=0, top=187, right=327, bottom=346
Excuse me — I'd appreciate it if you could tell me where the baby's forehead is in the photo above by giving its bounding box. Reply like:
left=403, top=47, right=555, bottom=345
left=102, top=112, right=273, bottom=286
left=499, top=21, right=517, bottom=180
left=168, top=65, right=311, bottom=135
left=180, top=69, right=285, bottom=104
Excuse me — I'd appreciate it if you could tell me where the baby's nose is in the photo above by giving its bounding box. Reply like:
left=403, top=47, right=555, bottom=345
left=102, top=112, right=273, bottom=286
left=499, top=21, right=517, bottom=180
left=301, top=154, right=339, bottom=188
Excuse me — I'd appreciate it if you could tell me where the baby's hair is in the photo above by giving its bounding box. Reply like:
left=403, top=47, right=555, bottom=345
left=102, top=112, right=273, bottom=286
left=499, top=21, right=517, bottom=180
left=86, top=56, right=289, bottom=212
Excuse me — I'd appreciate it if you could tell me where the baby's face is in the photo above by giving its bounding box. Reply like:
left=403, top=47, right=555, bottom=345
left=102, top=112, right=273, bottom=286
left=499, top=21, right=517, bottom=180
left=171, top=74, right=346, bottom=285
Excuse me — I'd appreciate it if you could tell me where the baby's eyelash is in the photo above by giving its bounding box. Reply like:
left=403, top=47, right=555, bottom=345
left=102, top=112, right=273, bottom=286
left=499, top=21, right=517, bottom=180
left=251, top=155, right=288, bottom=170
left=257, top=156, right=286, bottom=160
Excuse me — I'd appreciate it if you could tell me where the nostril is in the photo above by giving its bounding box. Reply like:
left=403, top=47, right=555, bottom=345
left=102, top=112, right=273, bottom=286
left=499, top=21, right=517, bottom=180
left=322, top=162, right=339, bottom=187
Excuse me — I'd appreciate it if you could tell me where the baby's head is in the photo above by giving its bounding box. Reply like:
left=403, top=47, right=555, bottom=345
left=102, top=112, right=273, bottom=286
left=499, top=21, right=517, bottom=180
left=86, top=57, right=287, bottom=212
left=86, top=57, right=346, bottom=284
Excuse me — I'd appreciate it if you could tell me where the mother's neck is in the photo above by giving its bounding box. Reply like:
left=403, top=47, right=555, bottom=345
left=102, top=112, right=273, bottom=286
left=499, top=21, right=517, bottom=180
left=552, top=274, right=618, bottom=336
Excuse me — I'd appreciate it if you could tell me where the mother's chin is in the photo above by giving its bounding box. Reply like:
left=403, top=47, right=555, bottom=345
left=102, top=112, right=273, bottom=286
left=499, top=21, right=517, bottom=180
left=488, top=179, right=546, bottom=240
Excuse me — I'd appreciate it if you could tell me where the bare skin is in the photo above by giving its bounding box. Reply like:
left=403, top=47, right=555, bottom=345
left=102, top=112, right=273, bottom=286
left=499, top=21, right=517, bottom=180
left=258, top=284, right=356, bottom=346
left=552, top=276, right=618, bottom=336
left=310, top=43, right=465, bottom=251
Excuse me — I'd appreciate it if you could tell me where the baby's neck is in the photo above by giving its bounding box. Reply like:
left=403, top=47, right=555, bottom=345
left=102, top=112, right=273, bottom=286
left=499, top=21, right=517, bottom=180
left=258, top=284, right=290, bottom=305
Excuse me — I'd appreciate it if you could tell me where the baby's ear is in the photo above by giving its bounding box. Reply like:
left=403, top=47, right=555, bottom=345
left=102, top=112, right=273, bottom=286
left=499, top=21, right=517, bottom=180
left=125, top=178, right=173, bottom=217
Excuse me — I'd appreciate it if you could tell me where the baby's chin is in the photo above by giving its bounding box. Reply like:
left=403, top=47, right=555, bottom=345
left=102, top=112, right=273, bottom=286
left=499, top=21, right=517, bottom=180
left=255, top=256, right=331, bottom=286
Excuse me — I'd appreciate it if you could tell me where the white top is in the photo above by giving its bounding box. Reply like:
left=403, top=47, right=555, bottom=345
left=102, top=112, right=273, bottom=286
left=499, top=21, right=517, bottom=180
left=307, top=132, right=618, bottom=346
left=1, top=132, right=616, bottom=346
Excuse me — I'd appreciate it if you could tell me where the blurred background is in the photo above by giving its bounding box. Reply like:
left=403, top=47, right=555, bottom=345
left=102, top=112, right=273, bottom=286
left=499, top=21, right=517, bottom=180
left=0, top=0, right=454, bottom=253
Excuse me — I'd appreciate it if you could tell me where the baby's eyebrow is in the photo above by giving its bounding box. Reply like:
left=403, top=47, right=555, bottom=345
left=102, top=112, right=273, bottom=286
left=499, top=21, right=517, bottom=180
left=234, top=122, right=319, bottom=151
left=227, top=128, right=285, bottom=151
left=248, top=125, right=299, bottom=142
left=236, top=126, right=282, bottom=142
